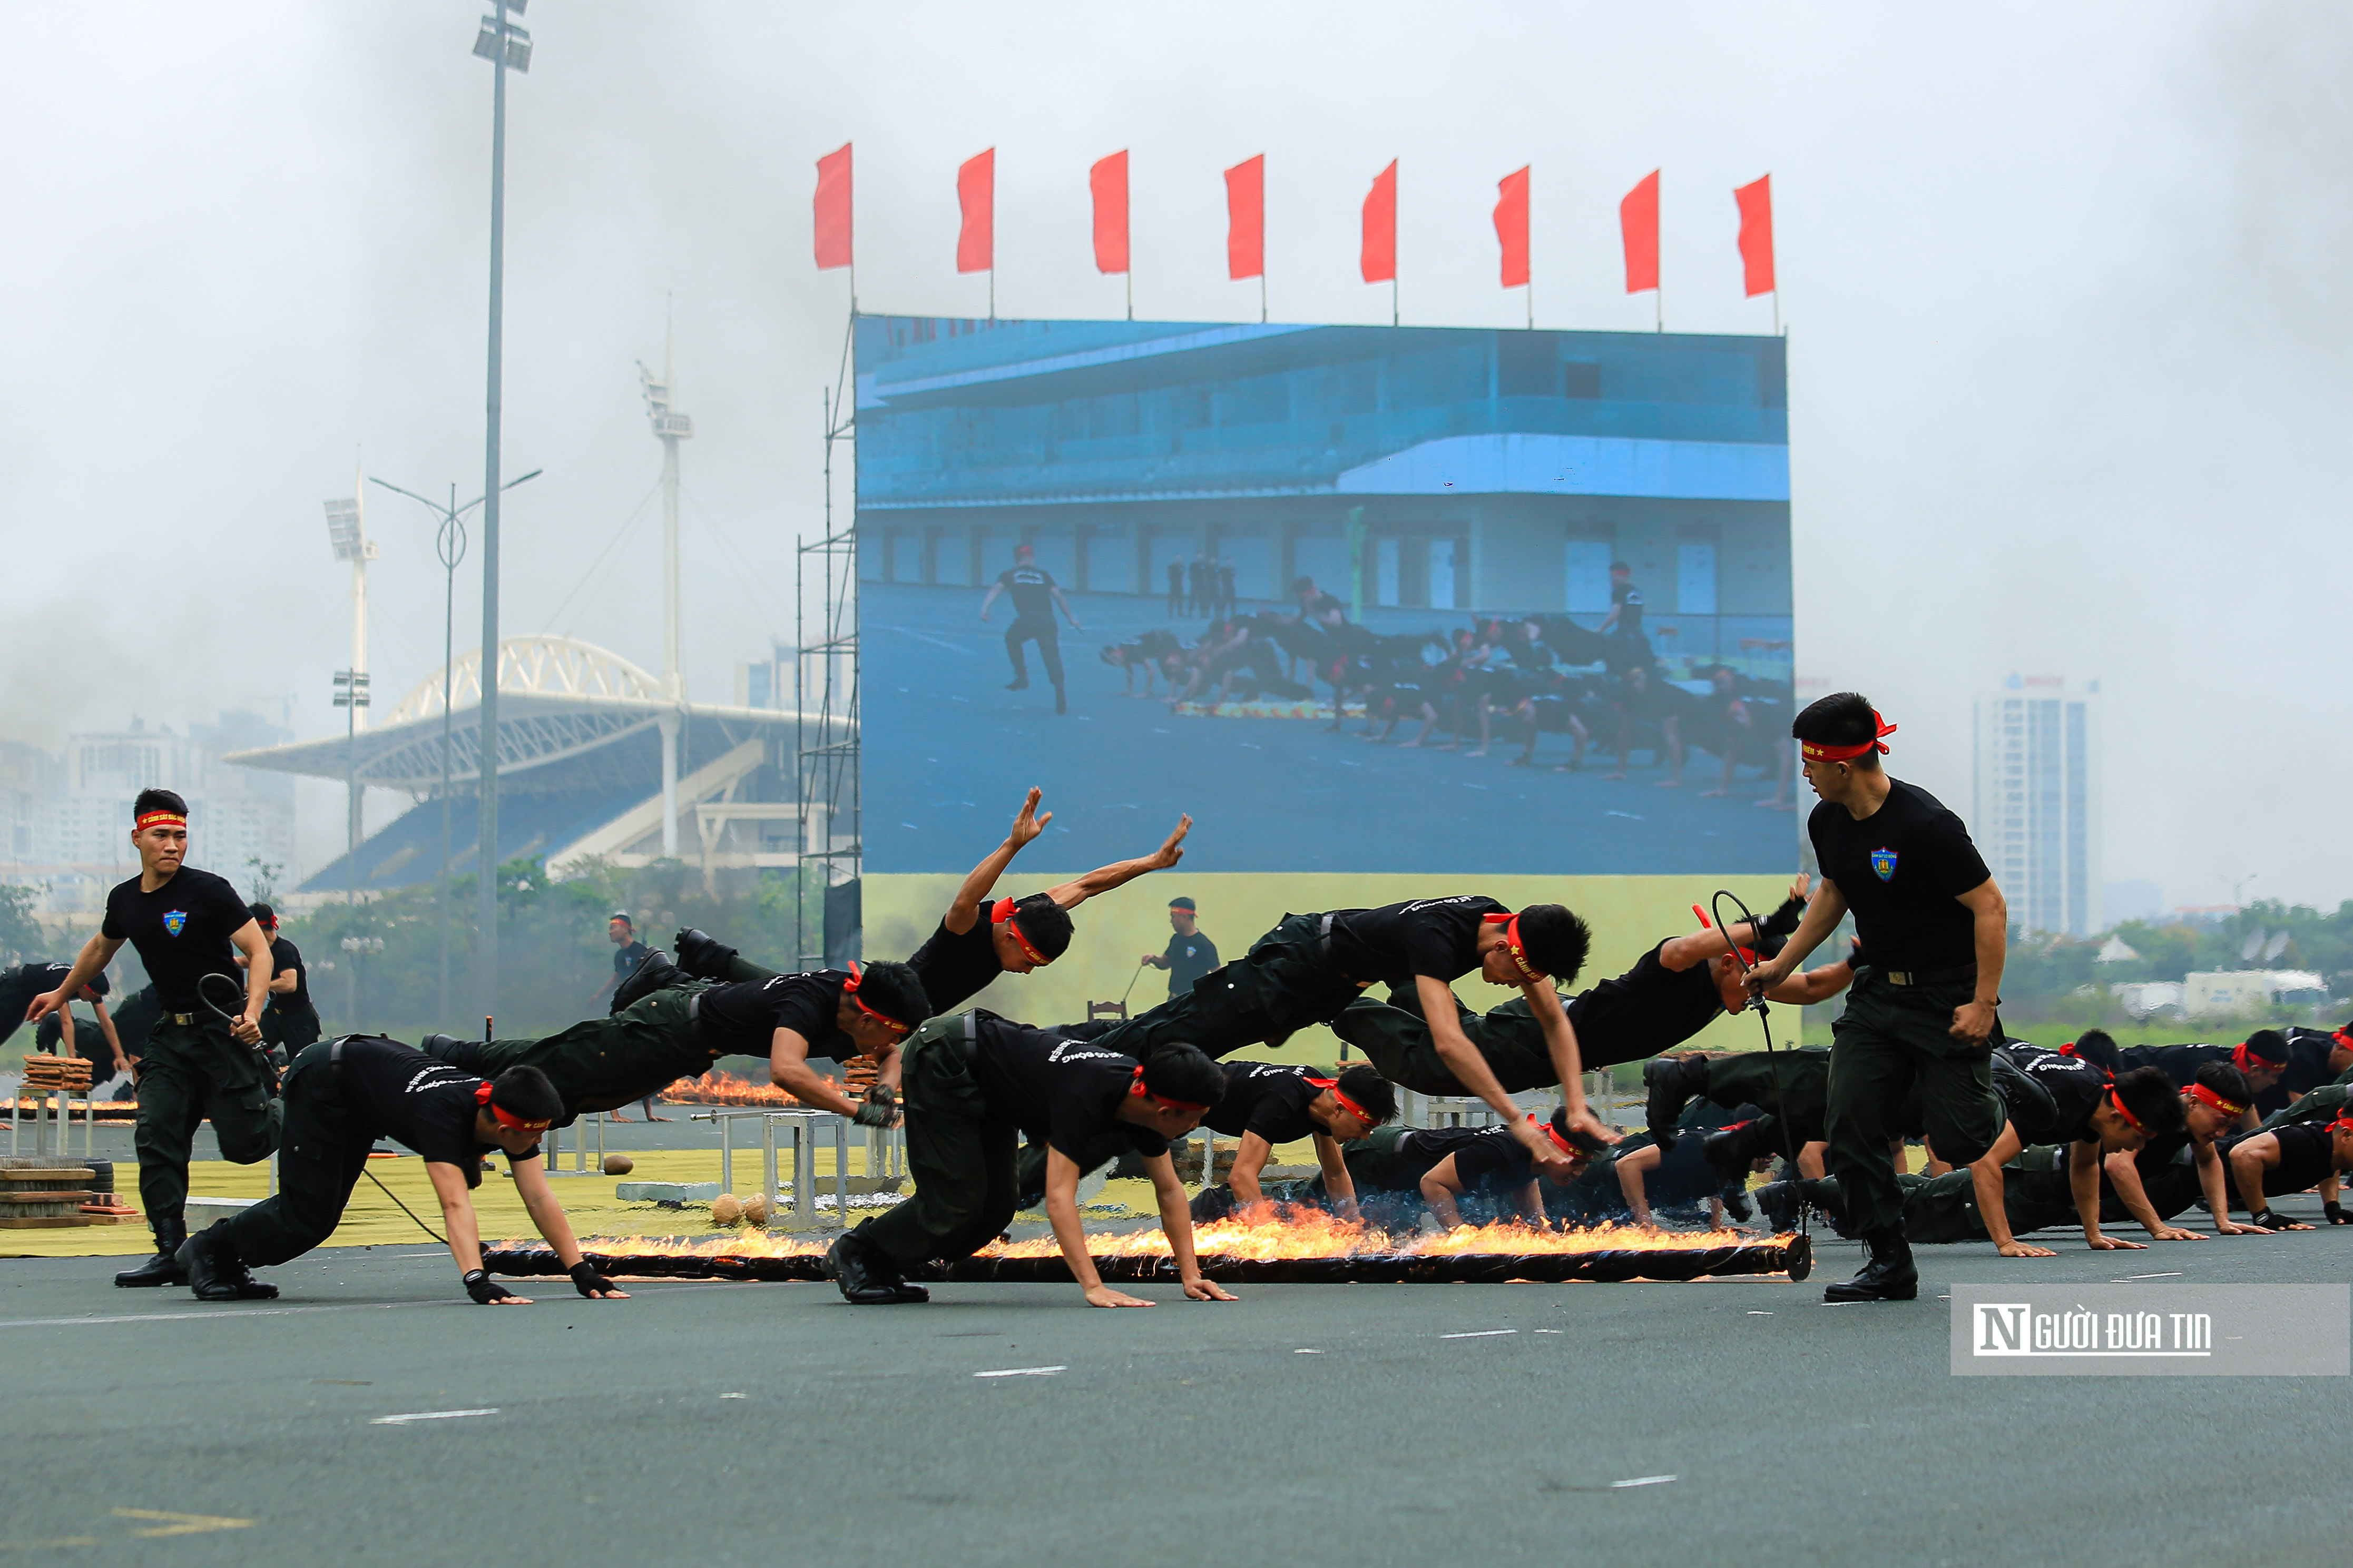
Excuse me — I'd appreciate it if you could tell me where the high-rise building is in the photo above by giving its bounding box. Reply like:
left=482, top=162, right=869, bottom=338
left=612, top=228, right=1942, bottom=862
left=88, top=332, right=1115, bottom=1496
left=1972, top=675, right=2100, bottom=936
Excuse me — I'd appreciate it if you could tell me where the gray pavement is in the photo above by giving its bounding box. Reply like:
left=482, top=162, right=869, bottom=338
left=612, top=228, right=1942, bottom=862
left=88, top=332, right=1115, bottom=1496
left=3, top=1192, right=2346, bottom=1567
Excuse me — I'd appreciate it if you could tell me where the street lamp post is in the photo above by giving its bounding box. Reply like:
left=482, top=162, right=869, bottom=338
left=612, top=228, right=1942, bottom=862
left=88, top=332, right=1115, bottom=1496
left=331, top=670, right=370, bottom=903
left=372, top=468, right=540, bottom=1026
left=472, top=0, right=531, bottom=1018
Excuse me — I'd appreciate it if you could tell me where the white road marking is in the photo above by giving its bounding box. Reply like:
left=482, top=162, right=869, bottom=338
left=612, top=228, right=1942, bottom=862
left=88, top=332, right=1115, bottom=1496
left=974, top=1365, right=1066, bottom=1379
left=1611, top=1475, right=1678, bottom=1489
left=1747, top=1311, right=1774, bottom=1316
left=1293, top=1348, right=1322, bottom=1355
left=2118, top=1271, right=2182, bottom=1280
left=1532, top=1328, right=1565, bottom=1334
left=0, top=1300, right=466, bottom=1329
left=370, top=1408, right=499, bottom=1425
left=1439, top=1329, right=1518, bottom=1339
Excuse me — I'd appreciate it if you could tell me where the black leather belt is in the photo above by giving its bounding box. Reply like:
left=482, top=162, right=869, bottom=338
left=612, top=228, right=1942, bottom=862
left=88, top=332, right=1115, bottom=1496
left=1884, top=963, right=1977, bottom=988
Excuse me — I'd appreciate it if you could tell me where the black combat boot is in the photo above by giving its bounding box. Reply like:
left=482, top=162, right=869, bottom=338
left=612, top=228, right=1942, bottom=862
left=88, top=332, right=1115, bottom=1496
left=609, top=950, right=682, bottom=1015
left=1823, top=1228, right=1918, bottom=1303
left=825, top=1220, right=928, bottom=1305
left=1642, top=1054, right=1710, bottom=1149
left=1703, top=1118, right=1777, bottom=1184
left=673, top=928, right=739, bottom=982
left=114, top=1216, right=188, bottom=1288
left=178, top=1221, right=278, bottom=1301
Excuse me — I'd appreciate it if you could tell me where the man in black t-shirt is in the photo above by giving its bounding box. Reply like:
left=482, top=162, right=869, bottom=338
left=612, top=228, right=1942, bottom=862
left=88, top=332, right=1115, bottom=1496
left=2225, top=1116, right=2353, bottom=1229
left=177, top=1038, right=629, bottom=1308
left=833, top=1013, right=1236, bottom=1308
left=1187, top=1062, right=1396, bottom=1222
left=1142, top=897, right=1220, bottom=1001
left=2101, top=1063, right=2272, bottom=1238
left=1743, top=693, right=2011, bottom=1303
left=426, top=961, right=930, bottom=1127
left=1347, top=1110, right=1596, bottom=1228
left=676, top=788, right=1191, bottom=1015
left=1092, top=896, right=1613, bottom=1174
left=2116, top=1032, right=2287, bottom=1125
left=242, top=904, right=321, bottom=1056
left=12, top=962, right=129, bottom=1081
left=979, top=542, right=1085, bottom=715
left=27, top=789, right=277, bottom=1289
left=592, top=913, right=652, bottom=1006
left=1336, top=878, right=1855, bottom=1096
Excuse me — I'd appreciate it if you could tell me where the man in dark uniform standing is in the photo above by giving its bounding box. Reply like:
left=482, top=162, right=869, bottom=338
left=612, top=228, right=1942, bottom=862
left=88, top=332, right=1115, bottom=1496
left=979, top=541, right=1085, bottom=715
left=243, top=904, right=320, bottom=1058
left=1142, top=896, right=1219, bottom=1002
left=592, top=913, right=651, bottom=1008
left=27, top=788, right=276, bottom=1288
left=178, top=1040, right=628, bottom=1307
left=1743, top=693, right=2011, bottom=1302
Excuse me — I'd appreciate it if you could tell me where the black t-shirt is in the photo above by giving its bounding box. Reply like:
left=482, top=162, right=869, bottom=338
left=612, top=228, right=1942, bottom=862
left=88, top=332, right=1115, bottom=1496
left=1566, top=942, right=1726, bottom=1070
left=692, top=970, right=855, bottom=1061
left=1610, top=579, right=1644, bottom=638
left=2227, top=1121, right=2339, bottom=1199
left=1807, top=780, right=1989, bottom=972
left=2276, top=1028, right=2339, bottom=1098
left=2116, top=1042, right=2240, bottom=1091
left=1326, top=896, right=1509, bottom=987
left=266, top=938, right=314, bottom=1017
left=1995, top=1041, right=2109, bottom=1144
left=910, top=916, right=1005, bottom=1013
left=612, top=939, right=650, bottom=979
left=1161, top=929, right=1221, bottom=998
left=100, top=866, right=250, bottom=1011
left=330, top=1036, right=525, bottom=1187
left=997, top=566, right=1057, bottom=620
left=1387, top=1123, right=1534, bottom=1195
left=968, top=1021, right=1170, bottom=1162
left=1203, top=1060, right=1325, bottom=1144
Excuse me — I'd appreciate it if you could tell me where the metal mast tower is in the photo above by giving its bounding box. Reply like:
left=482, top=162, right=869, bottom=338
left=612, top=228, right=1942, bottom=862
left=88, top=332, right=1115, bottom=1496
left=639, top=321, right=693, bottom=859
left=796, top=315, right=861, bottom=965
left=323, top=479, right=376, bottom=890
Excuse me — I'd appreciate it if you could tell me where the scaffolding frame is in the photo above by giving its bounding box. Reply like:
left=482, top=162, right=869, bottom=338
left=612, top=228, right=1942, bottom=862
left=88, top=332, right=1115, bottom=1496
left=793, top=313, right=860, bottom=967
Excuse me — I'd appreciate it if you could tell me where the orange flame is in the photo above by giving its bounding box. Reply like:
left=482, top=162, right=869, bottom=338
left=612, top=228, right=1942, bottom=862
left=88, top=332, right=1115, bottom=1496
left=534, top=1208, right=1775, bottom=1263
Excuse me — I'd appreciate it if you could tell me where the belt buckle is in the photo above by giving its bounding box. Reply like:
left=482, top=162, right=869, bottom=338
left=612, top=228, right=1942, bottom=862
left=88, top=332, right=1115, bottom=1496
left=1886, top=971, right=1911, bottom=987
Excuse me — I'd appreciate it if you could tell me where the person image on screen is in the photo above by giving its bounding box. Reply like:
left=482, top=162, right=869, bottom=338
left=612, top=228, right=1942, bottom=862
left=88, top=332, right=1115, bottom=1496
left=979, top=542, right=1084, bottom=716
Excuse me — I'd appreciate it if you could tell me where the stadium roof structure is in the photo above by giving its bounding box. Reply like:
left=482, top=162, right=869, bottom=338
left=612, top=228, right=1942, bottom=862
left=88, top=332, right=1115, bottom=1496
left=226, top=635, right=826, bottom=892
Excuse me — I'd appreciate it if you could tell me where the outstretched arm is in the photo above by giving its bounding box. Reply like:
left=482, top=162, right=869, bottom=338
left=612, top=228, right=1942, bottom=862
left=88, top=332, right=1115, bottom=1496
left=978, top=580, right=1004, bottom=621
left=1046, top=814, right=1192, bottom=910
left=1051, top=582, right=1085, bottom=632
left=943, top=789, right=1051, bottom=935
left=427, top=1161, right=527, bottom=1304
left=1746, top=880, right=1847, bottom=991
left=26, top=932, right=125, bottom=1027
left=1312, top=1131, right=1359, bottom=1221
left=511, top=1155, right=628, bottom=1297
left=2072, top=1138, right=2143, bottom=1249
left=769, top=1029, right=861, bottom=1119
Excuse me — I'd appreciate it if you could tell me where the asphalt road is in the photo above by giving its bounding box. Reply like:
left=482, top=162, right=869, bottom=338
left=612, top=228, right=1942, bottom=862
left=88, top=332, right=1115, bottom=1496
left=4, top=1190, right=2346, bottom=1567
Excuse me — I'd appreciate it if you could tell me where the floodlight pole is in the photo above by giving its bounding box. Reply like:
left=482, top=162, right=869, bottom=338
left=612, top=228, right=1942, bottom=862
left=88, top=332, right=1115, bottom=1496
left=476, top=0, right=518, bottom=1017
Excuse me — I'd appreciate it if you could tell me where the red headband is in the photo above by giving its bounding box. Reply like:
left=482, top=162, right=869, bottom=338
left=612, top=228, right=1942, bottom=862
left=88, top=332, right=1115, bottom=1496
left=2330, top=1116, right=2353, bottom=1137
left=991, top=897, right=1051, bottom=965
left=474, top=1079, right=551, bottom=1132
left=1799, top=712, right=1896, bottom=764
left=1129, top=1064, right=1210, bottom=1115
left=1482, top=912, right=1542, bottom=982
left=1690, top=905, right=1757, bottom=967
left=2332, top=1029, right=2353, bottom=1053
left=134, top=811, right=186, bottom=833
left=2107, top=1089, right=2144, bottom=1132
left=841, top=961, right=912, bottom=1035
left=2188, top=1082, right=2248, bottom=1119
left=1528, top=1112, right=1586, bottom=1160
left=1307, top=1076, right=1380, bottom=1128
left=2233, top=1042, right=2282, bottom=1074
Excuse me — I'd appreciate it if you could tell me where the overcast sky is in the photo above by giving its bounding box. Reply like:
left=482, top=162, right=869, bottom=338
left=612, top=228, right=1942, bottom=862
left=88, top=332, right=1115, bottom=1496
left=0, top=2, right=2344, bottom=906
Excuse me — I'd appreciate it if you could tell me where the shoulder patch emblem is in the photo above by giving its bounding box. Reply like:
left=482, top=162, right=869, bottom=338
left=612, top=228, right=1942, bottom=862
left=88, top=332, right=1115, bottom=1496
left=1868, top=849, right=1898, bottom=882
left=162, top=909, right=188, bottom=936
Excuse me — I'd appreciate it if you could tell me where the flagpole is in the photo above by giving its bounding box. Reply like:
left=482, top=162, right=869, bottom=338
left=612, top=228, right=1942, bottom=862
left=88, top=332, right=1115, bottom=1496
left=1526, top=280, right=1534, bottom=331
left=1125, top=269, right=1133, bottom=322
left=1773, top=289, right=1781, bottom=336
left=1259, top=272, right=1267, bottom=324
left=988, top=268, right=995, bottom=322
left=1391, top=277, right=1399, bottom=328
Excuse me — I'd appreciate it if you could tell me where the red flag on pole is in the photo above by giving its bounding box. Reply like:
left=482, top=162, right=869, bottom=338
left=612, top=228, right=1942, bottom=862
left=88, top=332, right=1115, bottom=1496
left=1495, top=165, right=1530, bottom=289
left=1090, top=151, right=1130, bottom=274
left=1361, top=160, right=1398, bottom=284
left=1620, top=170, right=1660, bottom=293
left=957, top=149, right=994, bottom=274
left=1225, top=154, right=1264, bottom=280
left=1734, top=174, right=1774, bottom=296
left=813, top=143, right=852, bottom=271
